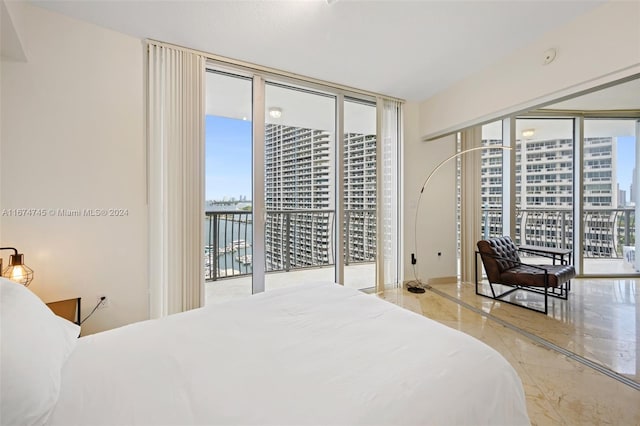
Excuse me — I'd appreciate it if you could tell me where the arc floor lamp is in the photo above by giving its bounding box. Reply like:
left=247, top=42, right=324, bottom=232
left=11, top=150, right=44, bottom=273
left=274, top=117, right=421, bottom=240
left=408, top=145, right=512, bottom=294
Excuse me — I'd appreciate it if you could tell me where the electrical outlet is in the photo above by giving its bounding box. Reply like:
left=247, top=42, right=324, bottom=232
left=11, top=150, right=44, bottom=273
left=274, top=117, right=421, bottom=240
left=97, top=295, right=108, bottom=309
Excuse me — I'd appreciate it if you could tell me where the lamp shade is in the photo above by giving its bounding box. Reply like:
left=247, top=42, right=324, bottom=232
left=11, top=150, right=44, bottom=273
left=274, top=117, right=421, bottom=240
left=2, top=252, right=34, bottom=287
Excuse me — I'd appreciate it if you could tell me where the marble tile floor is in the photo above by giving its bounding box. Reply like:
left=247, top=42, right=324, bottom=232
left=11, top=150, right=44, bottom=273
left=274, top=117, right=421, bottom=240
left=437, top=278, right=638, bottom=383
left=379, top=281, right=640, bottom=425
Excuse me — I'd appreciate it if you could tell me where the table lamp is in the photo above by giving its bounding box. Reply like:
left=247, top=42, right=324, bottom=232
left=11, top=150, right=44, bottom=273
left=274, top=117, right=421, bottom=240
left=0, top=247, right=34, bottom=287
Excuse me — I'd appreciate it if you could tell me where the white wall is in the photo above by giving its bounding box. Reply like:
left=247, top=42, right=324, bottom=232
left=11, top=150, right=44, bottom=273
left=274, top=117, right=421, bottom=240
left=403, top=102, right=457, bottom=284
left=0, top=2, right=147, bottom=334
left=419, top=0, right=640, bottom=139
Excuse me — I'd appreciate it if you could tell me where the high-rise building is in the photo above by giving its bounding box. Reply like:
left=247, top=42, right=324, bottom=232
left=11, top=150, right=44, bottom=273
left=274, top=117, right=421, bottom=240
left=583, top=137, right=617, bottom=208
left=343, top=133, right=377, bottom=263
left=480, top=138, right=505, bottom=237
left=481, top=136, right=619, bottom=255
left=631, top=167, right=637, bottom=204
left=264, top=124, right=333, bottom=270
left=264, top=124, right=378, bottom=271
left=618, top=186, right=626, bottom=208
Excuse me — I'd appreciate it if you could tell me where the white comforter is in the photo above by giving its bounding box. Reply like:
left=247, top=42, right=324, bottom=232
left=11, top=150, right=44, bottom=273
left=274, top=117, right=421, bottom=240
left=48, top=282, right=529, bottom=425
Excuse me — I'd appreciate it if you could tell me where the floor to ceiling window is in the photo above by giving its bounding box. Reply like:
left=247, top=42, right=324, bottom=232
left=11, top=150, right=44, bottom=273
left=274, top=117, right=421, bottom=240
left=455, top=79, right=639, bottom=394
left=204, top=71, right=253, bottom=304
left=203, top=63, right=401, bottom=302
left=343, top=99, right=377, bottom=289
left=467, top=111, right=639, bottom=278
left=263, top=82, right=337, bottom=290
left=583, top=119, right=637, bottom=275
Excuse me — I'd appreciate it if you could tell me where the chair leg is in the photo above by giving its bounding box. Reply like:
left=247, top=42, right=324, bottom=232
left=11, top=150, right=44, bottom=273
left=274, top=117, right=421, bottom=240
left=475, top=251, right=480, bottom=296
left=544, top=273, right=548, bottom=315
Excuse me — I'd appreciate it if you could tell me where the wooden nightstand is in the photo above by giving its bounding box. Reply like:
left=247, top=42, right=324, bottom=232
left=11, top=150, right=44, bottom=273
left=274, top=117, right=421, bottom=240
left=46, top=297, right=81, bottom=326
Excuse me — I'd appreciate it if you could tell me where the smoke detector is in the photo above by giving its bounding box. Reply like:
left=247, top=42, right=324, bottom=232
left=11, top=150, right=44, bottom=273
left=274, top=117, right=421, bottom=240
left=542, top=48, right=557, bottom=65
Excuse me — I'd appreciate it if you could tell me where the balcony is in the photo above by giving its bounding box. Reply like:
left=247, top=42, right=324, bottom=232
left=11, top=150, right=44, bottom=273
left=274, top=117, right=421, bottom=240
left=205, top=263, right=376, bottom=304
left=204, top=209, right=377, bottom=303
left=482, top=207, right=637, bottom=274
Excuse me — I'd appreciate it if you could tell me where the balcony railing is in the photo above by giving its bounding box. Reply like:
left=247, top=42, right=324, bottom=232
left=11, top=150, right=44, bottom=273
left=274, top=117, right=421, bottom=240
left=482, top=207, right=635, bottom=259
left=205, top=209, right=376, bottom=281
left=205, top=211, right=253, bottom=281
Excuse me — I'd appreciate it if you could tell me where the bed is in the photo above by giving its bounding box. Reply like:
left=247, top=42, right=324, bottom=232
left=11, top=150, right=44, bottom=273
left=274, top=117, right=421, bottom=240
left=1, top=278, right=530, bottom=425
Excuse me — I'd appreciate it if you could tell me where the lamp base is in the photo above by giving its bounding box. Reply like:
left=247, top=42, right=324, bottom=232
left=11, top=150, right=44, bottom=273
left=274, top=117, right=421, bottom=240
left=407, top=286, right=426, bottom=294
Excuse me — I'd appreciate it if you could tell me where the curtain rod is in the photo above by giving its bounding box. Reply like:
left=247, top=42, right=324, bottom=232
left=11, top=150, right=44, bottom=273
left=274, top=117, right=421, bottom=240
left=146, top=39, right=405, bottom=104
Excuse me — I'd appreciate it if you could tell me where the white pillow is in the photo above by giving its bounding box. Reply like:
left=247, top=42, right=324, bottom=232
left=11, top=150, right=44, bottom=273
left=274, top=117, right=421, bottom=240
left=0, top=278, right=80, bottom=425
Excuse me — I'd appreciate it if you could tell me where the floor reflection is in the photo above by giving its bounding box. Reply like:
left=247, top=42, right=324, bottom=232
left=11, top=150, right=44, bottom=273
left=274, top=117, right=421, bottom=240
left=379, top=278, right=640, bottom=425
left=469, top=278, right=638, bottom=382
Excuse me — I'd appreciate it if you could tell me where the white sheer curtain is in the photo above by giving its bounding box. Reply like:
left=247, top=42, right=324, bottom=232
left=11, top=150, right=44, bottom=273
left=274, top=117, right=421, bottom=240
left=459, top=127, right=483, bottom=284
left=147, top=42, right=205, bottom=317
left=377, top=98, right=401, bottom=291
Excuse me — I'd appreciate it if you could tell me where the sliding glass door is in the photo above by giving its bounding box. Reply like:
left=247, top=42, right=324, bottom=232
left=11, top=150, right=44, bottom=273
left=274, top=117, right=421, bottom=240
left=203, top=66, right=402, bottom=299
left=471, top=115, right=639, bottom=278
left=204, top=71, right=253, bottom=304
left=582, top=119, right=637, bottom=275
left=263, top=83, right=337, bottom=290
left=343, top=99, right=377, bottom=290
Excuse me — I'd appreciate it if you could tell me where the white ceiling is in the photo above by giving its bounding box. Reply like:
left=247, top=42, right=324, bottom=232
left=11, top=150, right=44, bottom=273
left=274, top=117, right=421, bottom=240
left=30, top=0, right=604, bottom=102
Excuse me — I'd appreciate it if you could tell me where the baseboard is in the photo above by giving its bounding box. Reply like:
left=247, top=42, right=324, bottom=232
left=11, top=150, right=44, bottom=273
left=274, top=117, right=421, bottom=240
left=403, top=276, right=457, bottom=287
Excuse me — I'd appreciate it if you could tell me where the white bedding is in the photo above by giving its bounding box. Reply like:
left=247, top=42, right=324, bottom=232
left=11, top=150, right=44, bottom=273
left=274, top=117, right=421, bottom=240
left=48, top=282, right=529, bottom=425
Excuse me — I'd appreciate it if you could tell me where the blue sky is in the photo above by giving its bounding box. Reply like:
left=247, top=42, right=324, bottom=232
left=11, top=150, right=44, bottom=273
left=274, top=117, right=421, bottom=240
left=617, top=136, right=636, bottom=199
left=205, top=115, right=252, bottom=201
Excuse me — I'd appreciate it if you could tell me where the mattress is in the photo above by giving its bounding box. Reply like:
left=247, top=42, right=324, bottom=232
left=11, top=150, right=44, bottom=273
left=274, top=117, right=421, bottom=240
left=48, top=282, right=529, bottom=425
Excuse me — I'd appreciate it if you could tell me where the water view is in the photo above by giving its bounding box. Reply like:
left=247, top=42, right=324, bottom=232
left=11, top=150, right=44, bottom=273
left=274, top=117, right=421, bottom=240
left=205, top=208, right=253, bottom=280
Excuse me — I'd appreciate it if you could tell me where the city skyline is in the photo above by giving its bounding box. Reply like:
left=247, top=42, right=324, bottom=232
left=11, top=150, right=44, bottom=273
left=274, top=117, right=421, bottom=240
left=617, top=136, right=636, bottom=203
